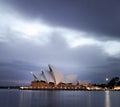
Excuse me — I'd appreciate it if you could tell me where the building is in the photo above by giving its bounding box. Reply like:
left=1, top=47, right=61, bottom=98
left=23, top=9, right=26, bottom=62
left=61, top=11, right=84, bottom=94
left=20, top=64, right=89, bottom=90
left=31, top=64, right=64, bottom=85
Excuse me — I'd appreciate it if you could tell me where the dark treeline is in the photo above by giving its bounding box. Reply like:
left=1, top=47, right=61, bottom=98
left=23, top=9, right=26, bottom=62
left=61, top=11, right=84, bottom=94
left=0, top=86, right=20, bottom=89
left=93, top=77, right=120, bottom=89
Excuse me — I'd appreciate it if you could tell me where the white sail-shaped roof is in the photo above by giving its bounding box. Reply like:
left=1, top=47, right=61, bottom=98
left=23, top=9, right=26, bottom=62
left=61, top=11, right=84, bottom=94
left=40, top=73, right=45, bottom=81
left=42, top=70, right=54, bottom=83
left=48, top=64, right=64, bottom=85
left=31, top=65, right=77, bottom=84
left=31, top=72, right=40, bottom=81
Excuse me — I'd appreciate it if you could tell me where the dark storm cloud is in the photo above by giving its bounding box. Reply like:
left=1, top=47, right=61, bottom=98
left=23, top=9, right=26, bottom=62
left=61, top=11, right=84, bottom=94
left=3, top=0, right=120, bottom=38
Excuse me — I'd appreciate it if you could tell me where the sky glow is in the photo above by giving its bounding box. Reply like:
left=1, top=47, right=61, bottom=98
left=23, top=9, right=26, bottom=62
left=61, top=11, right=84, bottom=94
left=0, top=1, right=120, bottom=84
left=0, top=8, right=120, bottom=58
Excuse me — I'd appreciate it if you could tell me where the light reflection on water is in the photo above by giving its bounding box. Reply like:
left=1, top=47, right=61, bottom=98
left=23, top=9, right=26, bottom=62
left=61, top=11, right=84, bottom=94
left=105, top=91, right=110, bottom=107
left=0, top=89, right=120, bottom=107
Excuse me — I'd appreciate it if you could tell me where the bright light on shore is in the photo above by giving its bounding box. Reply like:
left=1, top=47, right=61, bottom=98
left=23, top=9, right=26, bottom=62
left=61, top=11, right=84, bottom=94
left=106, top=78, right=109, bottom=81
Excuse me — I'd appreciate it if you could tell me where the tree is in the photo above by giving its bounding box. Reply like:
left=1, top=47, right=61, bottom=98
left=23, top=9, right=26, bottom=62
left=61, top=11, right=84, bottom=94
left=116, top=81, right=120, bottom=86
left=107, top=77, right=119, bottom=89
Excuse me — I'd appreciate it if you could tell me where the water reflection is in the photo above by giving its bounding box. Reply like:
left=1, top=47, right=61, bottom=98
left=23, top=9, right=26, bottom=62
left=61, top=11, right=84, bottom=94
left=1, top=90, right=120, bottom=107
left=19, top=90, right=61, bottom=107
left=6, top=90, right=10, bottom=107
left=105, top=91, right=111, bottom=107
left=87, top=92, right=91, bottom=107
left=19, top=91, right=88, bottom=107
left=19, top=90, right=111, bottom=107
left=19, top=90, right=32, bottom=107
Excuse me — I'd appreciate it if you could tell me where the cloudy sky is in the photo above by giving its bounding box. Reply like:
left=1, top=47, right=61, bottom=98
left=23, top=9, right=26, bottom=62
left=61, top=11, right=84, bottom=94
left=0, top=0, right=120, bottom=85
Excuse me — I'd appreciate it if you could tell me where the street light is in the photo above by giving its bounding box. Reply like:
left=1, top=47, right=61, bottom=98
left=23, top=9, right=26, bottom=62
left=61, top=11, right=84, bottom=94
left=106, top=78, right=109, bottom=90
left=106, top=78, right=109, bottom=81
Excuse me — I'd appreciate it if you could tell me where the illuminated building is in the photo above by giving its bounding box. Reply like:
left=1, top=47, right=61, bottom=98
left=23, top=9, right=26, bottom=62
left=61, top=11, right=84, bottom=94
left=31, top=64, right=64, bottom=85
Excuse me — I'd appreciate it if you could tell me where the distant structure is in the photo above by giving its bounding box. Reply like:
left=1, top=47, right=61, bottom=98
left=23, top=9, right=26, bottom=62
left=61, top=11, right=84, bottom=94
left=20, top=65, right=120, bottom=91
left=31, top=64, right=64, bottom=85
left=20, top=64, right=100, bottom=90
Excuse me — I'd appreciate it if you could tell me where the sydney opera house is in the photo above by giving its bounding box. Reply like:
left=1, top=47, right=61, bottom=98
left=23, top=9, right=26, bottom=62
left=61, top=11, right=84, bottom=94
left=20, top=64, right=87, bottom=90
left=20, top=64, right=103, bottom=90
left=20, top=64, right=118, bottom=91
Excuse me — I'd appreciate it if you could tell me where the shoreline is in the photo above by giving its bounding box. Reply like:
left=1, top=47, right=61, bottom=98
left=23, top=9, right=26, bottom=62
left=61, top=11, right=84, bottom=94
left=19, top=86, right=120, bottom=91
left=0, top=87, right=120, bottom=91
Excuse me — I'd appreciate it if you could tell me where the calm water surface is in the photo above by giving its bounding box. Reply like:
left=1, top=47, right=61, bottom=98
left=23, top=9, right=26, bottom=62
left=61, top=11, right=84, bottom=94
left=0, top=89, right=120, bottom=107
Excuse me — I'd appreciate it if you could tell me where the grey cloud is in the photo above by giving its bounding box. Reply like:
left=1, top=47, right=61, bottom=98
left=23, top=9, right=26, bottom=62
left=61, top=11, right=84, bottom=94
left=2, top=0, right=120, bottom=39
left=0, top=0, right=120, bottom=84
left=0, top=29, right=116, bottom=83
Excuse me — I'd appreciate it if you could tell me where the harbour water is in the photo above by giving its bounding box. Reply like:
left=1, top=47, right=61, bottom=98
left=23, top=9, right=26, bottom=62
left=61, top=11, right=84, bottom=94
left=0, top=89, right=120, bottom=107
